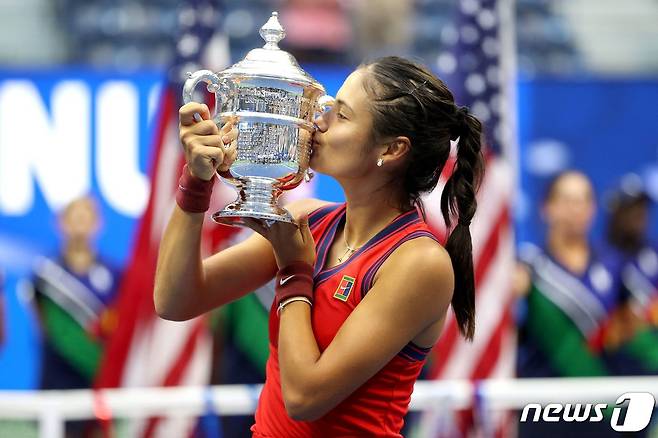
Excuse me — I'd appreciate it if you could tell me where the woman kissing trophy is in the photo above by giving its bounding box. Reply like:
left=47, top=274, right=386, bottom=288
left=183, top=11, right=334, bottom=227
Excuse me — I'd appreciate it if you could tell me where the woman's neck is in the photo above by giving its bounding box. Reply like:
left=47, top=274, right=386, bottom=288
left=62, top=240, right=95, bottom=275
left=341, top=182, right=410, bottom=248
left=547, top=232, right=590, bottom=275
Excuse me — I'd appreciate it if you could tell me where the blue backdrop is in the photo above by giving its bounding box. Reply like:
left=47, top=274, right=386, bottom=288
left=517, top=78, right=658, bottom=245
left=0, top=66, right=657, bottom=388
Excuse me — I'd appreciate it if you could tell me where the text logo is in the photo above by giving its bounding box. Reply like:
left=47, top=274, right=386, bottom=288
left=520, top=392, right=655, bottom=432
left=610, top=392, right=655, bottom=432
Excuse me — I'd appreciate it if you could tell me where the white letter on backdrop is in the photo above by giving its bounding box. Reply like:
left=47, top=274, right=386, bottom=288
left=0, top=80, right=90, bottom=214
left=96, top=81, right=149, bottom=217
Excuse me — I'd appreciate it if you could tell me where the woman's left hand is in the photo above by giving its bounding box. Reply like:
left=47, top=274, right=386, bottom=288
left=243, top=214, right=316, bottom=269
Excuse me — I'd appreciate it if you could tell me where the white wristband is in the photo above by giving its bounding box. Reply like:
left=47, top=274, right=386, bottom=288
left=277, top=296, right=312, bottom=316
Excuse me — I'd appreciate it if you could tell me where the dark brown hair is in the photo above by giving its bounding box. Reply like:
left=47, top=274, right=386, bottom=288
left=361, top=56, right=485, bottom=340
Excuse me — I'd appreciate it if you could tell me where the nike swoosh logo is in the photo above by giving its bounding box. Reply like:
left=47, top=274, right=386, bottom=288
left=279, top=275, right=295, bottom=286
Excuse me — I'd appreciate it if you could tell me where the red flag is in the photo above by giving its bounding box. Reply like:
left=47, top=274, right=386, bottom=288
left=413, top=0, right=518, bottom=436
left=96, top=81, right=238, bottom=435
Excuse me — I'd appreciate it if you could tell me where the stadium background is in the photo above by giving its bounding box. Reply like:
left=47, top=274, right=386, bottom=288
left=0, top=0, right=657, bottom=436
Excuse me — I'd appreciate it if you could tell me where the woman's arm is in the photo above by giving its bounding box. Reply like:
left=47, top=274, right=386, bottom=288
left=278, top=238, right=454, bottom=421
left=154, top=198, right=328, bottom=321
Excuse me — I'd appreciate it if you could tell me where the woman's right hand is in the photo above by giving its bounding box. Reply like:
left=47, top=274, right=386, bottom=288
left=179, top=102, right=239, bottom=181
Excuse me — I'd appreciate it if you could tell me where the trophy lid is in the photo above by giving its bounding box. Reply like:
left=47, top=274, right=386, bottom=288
left=221, top=12, right=325, bottom=90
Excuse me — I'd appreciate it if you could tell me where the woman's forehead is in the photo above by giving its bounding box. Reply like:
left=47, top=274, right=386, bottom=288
left=336, top=70, right=369, bottom=108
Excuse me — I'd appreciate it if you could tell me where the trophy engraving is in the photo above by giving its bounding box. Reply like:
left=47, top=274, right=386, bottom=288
left=182, top=12, right=334, bottom=226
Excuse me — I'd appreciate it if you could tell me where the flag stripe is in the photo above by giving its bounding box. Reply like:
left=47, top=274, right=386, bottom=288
left=440, top=218, right=513, bottom=379
left=430, top=204, right=510, bottom=378
left=96, top=88, right=175, bottom=389
left=142, top=319, right=206, bottom=437
left=470, top=299, right=514, bottom=379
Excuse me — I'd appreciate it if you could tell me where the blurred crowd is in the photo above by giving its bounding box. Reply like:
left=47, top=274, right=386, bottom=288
left=3, top=0, right=640, bottom=75
left=514, top=171, right=658, bottom=436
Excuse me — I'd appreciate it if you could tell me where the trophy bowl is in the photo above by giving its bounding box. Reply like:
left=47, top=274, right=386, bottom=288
left=182, top=12, right=334, bottom=227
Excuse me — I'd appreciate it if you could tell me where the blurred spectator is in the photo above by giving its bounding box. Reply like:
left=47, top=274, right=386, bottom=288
left=280, top=0, right=351, bottom=63
left=602, top=174, right=658, bottom=374
left=515, top=171, right=632, bottom=437
left=347, top=0, right=413, bottom=62
left=30, top=196, right=120, bottom=386
left=605, top=174, right=658, bottom=320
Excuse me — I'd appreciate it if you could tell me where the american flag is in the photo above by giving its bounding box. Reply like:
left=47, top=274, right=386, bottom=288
left=95, top=1, right=238, bottom=436
left=414, top=0, right=518, bottom=436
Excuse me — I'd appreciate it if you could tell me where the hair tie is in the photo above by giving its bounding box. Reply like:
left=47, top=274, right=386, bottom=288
left=450, top=105, right=470, bottom=141
left=458, top=217, right=472, bottom=227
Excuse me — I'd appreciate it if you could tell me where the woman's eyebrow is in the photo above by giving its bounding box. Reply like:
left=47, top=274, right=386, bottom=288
left=335, top=99, right=354, bottom=113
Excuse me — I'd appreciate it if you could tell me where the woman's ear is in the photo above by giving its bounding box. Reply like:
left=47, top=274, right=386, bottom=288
left=382, top=136, right=411, bottom=162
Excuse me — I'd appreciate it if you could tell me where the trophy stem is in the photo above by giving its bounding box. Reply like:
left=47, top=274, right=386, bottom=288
left=212, top=177, right=295, bottom=226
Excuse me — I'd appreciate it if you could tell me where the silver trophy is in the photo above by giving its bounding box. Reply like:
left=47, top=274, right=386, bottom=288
left=183, top=11, right=334, bottom=226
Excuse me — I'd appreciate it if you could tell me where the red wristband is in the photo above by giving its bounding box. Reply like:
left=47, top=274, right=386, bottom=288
left=275, top=261, right=314, bottom=309
left=175, top=164, right=215, bottom=213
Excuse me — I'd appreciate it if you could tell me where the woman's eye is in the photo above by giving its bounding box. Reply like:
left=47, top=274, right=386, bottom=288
left=337, top=112, right=348, bottom=120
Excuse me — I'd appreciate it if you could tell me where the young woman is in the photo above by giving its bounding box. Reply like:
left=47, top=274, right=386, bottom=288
left=155, top=56, right=484, bottom=437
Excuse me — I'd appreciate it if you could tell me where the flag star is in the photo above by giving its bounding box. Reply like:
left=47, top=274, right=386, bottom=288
left=441, top=25, right=459, bottom=46
left=489, top=94, right=502, bottom=114
left=437, top=52, right=457, bottom=74
left=460, top=25, right=480, bottom=45
left=466, top=73, right=486, bottom=95
left=471, top=100, right=491, bottom=122
left=477, top=9, right=497, bottom=30
left=482, top=37, right=499, bottom=57
left=178, top=34, right=201, bottom=57
left=178, top=7, right=197, bottom=28
left=199, top=5, right=217, bottom=27
left=486, top=65, right=500, bottom=84
left=460, top=0, right=481, bottom=16
left=493, top=124, right=507, bottom=144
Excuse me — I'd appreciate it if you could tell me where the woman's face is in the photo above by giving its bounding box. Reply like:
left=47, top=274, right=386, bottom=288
left=543, top=172, right=596, bottom=239
left=310, top=69, right=382, bottom=179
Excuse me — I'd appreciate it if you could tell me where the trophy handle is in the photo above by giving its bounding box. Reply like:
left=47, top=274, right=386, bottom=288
left=182, top=70, right=235, bottom=180
left=183, top=70, right=223, bottom=122
left=317, top=94, right=335, bottom=115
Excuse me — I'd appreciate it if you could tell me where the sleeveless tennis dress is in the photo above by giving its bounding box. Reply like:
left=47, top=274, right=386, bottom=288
left=252, top=203, right=439, bottom=437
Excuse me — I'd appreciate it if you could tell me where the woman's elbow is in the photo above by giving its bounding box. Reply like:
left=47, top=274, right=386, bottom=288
left=283, top=389, right=327, bottom=422
left=153, top=287, right=189, bottom=321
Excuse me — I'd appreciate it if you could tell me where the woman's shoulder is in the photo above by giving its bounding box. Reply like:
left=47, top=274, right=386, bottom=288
left=373, top=236, right=454, bottom=317
left=393, top=235, right=451, bottom=271
left=381, top=236, right=453, bottom=291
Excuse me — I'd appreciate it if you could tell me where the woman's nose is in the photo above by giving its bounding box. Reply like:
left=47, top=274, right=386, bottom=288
left=314, top=112, right=329, bottom=133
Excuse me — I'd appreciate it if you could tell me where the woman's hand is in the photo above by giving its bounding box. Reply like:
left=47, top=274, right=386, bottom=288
left=243, top=214, right=316, bottom=269
left=179, top=102, right=238, bottom=181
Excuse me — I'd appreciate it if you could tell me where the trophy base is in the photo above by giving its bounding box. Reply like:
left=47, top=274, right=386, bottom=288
left=212, top=207, right=295, bottom=227
left=211, top=177, right=297, bottom=227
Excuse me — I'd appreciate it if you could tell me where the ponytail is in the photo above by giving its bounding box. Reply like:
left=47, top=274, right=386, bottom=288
left=359, top=56, right=485, bottom=341
left=440, top=107, right=484, bottom=341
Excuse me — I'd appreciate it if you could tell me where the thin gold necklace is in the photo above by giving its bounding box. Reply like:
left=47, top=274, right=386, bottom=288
left=337, top=227, right=364, bottom=263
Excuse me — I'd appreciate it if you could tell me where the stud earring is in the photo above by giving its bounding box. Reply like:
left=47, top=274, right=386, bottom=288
left=376, top=158, right=383, bottom=167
